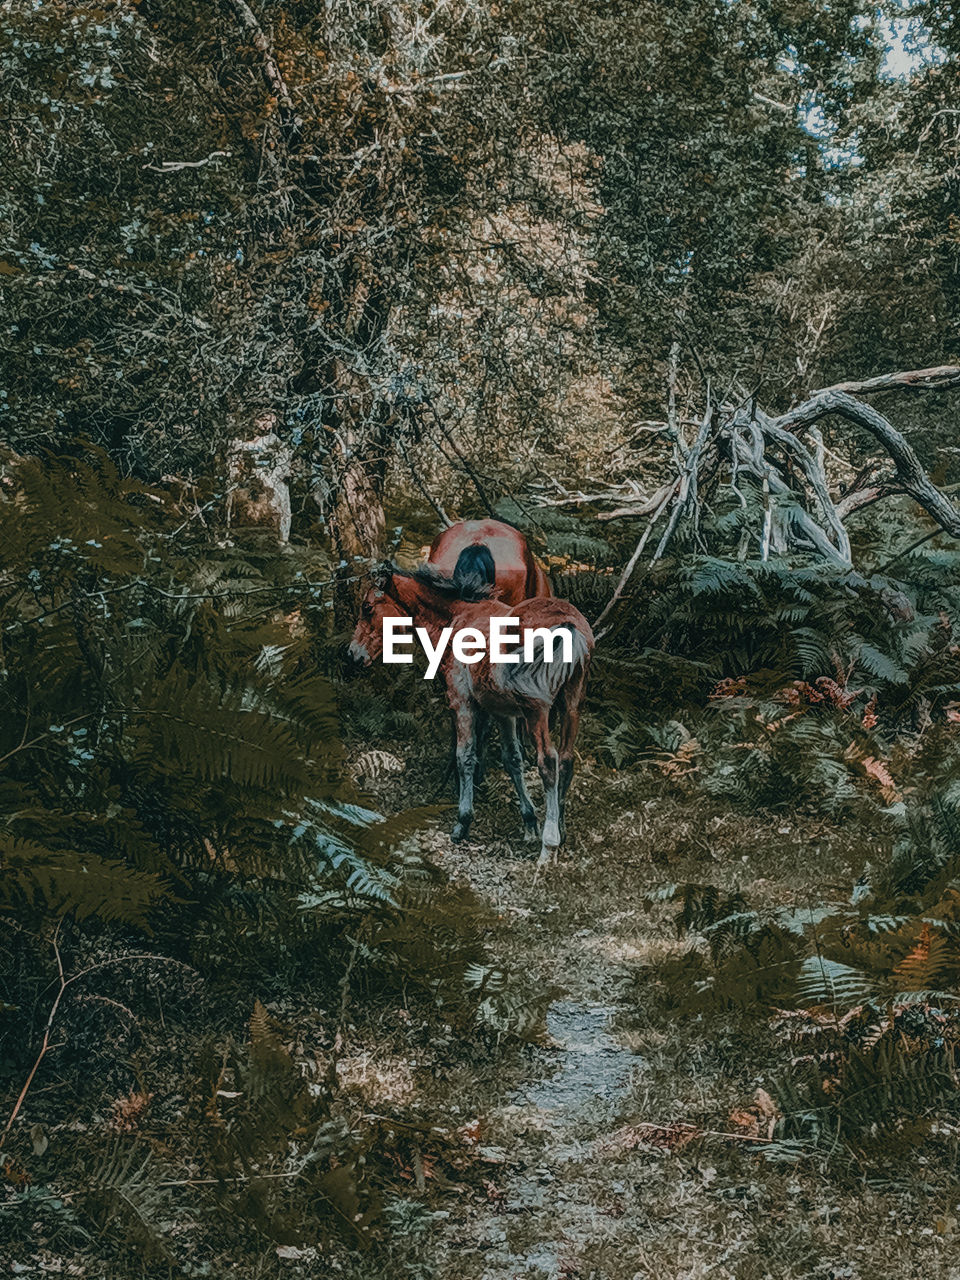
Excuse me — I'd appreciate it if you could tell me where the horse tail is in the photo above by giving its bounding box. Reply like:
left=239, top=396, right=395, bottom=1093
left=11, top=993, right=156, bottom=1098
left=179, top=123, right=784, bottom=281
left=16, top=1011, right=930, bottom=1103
left=453, top=544, right=496, bottom=598
left=502, top=626, right=591, bottom=703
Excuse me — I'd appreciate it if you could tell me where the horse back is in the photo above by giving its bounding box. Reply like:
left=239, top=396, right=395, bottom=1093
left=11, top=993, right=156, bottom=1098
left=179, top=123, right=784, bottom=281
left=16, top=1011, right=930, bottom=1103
left=513, top=597, right=594, bottom=650
left=428, top=519, right=552, bottom=605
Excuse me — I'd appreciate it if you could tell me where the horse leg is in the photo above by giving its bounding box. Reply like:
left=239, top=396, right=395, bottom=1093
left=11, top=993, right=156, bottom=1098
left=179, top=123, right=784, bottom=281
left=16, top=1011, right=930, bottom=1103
left=443, top=706, right=486, bottom=800
left=451, top=703, right=478, bottom=843
left=498, top=715, right=539, bottom=842
left=474, top=707, right=491, bottom=792
left=441, top=714, right=458, bottom=798
left=556, top=671, right=586, bottom=844
left=528, top=710, right=561, bottom=867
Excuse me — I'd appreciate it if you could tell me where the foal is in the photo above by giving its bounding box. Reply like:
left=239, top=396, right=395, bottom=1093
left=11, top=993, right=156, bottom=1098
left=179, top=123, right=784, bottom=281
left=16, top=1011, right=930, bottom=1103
left=422, top=524, right=553, bottom=784
left=349, top=566, right=593, bottom=866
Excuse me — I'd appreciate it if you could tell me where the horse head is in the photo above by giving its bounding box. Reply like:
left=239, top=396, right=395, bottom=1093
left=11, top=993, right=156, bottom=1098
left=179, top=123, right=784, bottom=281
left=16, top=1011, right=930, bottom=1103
left=348, top=562, right=402, bottom=666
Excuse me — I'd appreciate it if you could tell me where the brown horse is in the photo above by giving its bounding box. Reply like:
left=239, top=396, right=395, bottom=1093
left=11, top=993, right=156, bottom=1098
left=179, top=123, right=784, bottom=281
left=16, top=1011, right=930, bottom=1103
left=349, top=565, right=592, bottom=867
left=425, top=519, right=552, bottom=605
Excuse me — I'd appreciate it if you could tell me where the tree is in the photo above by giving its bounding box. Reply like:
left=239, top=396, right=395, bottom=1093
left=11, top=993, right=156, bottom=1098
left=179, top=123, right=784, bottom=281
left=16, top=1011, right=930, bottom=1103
left=3, top=0, right=956, bottom=558
left=0, top=0, right=606, bottom=555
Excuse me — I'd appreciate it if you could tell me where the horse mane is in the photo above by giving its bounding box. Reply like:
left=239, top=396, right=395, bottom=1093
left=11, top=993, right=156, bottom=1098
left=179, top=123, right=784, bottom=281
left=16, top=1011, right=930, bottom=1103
left=378, top=543, right=496, bottom=602
left=408, top=561, right=494, bottom=601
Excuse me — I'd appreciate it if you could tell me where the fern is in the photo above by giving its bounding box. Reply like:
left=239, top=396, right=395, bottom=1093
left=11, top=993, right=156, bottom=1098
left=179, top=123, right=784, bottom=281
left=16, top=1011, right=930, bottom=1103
left=0, top=838, right=168, bottom=927
left=80, top=1137, right=171, bottom=1260
left=655, top=792, right=960, bottom=1152
left=0, top=446, right=521, bottom=1226
left=794, top=955, right=879, bottom=1007
left=856, top=641, right=908, bottom=686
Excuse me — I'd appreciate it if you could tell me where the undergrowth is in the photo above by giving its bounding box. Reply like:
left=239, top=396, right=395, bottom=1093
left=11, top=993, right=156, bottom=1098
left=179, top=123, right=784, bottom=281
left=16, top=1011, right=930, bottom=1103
left=646, top=789, right=960, bottom=1158
left=0, top=449, right=541, bottom=1271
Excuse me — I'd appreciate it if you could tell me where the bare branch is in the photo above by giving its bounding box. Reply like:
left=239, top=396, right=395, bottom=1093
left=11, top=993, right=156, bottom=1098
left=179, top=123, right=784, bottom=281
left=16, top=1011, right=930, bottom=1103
left=813, top=366, right=960, bottom=396
left=751, top=91, right=794, bottom=113
left=651, top=402, right=714, bottom=563
left=226, top=0, right=300, bottom=138
left=596, top=481, right=678, bottom=521
left=142, top=151, right=231, bottom=173
left=752, top=415, right=852, bottom=562
left=591, top=482, right=676, bottom=637
left=773, top=390, right=960, bottom=538
left=835, top=484, right=896, bottom=520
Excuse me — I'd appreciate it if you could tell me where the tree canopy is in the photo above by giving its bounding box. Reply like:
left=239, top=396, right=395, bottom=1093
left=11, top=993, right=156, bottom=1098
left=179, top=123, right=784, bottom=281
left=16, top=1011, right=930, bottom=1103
left=2, top=0, right=959, bottom=544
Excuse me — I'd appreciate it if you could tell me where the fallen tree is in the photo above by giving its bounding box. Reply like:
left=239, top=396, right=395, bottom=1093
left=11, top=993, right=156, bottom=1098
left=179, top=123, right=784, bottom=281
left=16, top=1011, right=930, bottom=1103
left=553, top=366, right=960, bottom=633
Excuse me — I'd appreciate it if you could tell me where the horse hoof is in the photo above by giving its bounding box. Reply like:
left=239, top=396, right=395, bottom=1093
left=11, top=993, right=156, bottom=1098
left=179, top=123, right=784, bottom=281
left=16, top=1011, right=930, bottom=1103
left=534, top=845, right=556, bottom=876
left=451, top=821, right=471, bottom=843
left=523, top=822, right=540, bottom=844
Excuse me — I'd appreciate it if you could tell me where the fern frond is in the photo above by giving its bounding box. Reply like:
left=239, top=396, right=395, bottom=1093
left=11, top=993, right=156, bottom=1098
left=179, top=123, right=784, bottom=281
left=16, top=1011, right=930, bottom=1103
left=893, top=923, right=953, bottom=991
left=794, top=955, right=879, bottom=1007
left=0, top=837, right=168, bottom=925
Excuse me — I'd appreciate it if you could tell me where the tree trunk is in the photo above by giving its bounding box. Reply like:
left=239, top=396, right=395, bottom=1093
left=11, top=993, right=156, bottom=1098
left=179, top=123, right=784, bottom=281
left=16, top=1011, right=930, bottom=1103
left=329, top=452, right=386, bottom=563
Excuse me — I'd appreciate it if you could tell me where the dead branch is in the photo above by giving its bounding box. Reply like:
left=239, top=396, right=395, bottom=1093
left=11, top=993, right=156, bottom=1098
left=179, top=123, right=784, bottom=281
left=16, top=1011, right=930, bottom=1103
left=0, top=933, right=194, bottom=1149
left=773, top=390, right=960, bottom=537
left=814, top=365, right=960, bottom=396
left=592, top=482, right=676, bottom=637
left=143, top=151, right=231, bottom=173
left=597, top=481, right=678, bottom=521
left=651, top=401, right=714, bottom=562
left=727, top=423, right=849, bottom=564
left=555, top=367, right=960, bottom=635
left=751, top=413, right=851, bottom=562
left=593, top=404, right=713, bottom=635
left=835, top=483, right=897, bottom=520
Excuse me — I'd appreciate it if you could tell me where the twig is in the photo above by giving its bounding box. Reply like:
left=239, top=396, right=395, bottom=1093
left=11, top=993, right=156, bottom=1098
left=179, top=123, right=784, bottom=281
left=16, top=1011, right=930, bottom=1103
left=666, top=340, right=685, bottom=456
left=591, top=484, right=676, bottom=637
left=397, top=434, right=451, bottom=528
left=877, top=528, right=941, bottom=574
left=143, top=152, right=231, bottom=173
left=226, top=0, right=290, bottom=108
left=0, top=714, right=94, bottom=765
left=0, top=943, right=194, bottom=1149
left=419, top=397, right=497, bottom=518
left=0, top=924, right=67, bottom=1151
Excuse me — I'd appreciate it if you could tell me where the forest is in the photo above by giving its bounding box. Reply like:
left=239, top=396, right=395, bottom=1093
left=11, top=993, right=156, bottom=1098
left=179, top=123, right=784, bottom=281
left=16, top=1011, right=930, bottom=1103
left=3, top=0, right=960, bottom=1276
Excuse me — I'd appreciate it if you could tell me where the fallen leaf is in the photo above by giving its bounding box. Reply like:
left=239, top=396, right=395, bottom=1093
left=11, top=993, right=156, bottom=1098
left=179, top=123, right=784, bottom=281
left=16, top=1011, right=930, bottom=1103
left=595, top=1121, right=701, bottom=1155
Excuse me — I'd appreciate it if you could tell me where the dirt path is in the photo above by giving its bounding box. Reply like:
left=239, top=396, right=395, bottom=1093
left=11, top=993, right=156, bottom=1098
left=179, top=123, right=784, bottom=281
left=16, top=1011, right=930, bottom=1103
left=365, top=762, right=960, bottom=1280
left=434, top=824, right=649, bottom=1280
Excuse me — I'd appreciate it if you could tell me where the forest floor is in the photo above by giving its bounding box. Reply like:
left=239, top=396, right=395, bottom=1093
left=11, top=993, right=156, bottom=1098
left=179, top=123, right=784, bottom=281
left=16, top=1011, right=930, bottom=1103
left=354, top=752, right=960, bottom=1280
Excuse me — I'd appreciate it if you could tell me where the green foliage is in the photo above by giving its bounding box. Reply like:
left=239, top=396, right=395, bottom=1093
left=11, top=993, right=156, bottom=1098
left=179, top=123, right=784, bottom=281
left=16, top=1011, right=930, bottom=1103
left=650, top=790, right=960, bottom=1151
left=0, top=837, right=168, bottom=927
left=493, top=498, right=618, bottom=569
left=187, top=1000, right=380, bottom=1247
left=0, top=449, right=534, bottom=1272
left=0, top=448, right=499, bottom=998
left=7, top=0, right=947, bottom=530
left=587, top=546, right=960, bottom=814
